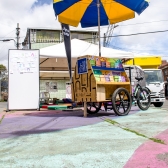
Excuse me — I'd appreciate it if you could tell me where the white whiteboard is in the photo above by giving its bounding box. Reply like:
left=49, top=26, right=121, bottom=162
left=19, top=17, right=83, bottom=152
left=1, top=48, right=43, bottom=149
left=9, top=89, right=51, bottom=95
left=8, top=49, right=39, bottom=110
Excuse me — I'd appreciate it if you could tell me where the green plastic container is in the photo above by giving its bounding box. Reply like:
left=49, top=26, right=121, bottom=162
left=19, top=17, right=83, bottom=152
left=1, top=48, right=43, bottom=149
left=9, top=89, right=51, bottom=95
left=48, top=106, right=67, bottom=110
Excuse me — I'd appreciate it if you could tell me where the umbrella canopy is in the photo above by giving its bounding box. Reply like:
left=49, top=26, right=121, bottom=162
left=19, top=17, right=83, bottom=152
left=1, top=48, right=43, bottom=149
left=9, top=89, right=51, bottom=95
left=53, top=0, right=149, bottom=28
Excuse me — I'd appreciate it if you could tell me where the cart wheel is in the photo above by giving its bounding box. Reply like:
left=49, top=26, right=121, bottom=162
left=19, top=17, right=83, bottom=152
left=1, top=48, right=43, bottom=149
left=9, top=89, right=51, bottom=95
left=87, top=102, right=102, bottom=114
left=112, top=88, right=132, bottom=116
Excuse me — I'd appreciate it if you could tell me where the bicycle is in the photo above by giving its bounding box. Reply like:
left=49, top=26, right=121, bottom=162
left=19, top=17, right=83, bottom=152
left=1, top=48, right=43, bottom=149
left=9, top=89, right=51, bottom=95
left=132, top=76, right=151, bottom=110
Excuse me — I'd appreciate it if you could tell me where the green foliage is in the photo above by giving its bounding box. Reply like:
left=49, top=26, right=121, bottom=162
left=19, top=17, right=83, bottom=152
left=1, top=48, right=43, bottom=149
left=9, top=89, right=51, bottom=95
left=0, top=64, right=7, bottom=80
left=0, top=64, right=6, bottom=72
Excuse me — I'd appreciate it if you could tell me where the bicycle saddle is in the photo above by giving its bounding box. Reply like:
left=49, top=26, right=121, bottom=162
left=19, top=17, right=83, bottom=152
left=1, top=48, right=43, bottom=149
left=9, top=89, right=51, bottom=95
left=135, top=77, right=143, bottom=81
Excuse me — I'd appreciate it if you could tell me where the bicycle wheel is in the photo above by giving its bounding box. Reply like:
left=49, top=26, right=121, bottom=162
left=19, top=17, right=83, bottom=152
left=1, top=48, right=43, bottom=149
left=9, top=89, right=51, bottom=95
left=87, top=102, right=102, bottom=114
left=137, top=87, right=151, bottom=110
left=112, top=88, right=132, bottom=116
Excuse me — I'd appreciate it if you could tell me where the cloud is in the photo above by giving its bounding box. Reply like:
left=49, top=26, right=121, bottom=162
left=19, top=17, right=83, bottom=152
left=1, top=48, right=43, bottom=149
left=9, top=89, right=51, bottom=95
left=0, top=0, right=168, bottom=69
left=0, top=0, right=60, bottom=67
left=107, top=0, right=168, bottom=58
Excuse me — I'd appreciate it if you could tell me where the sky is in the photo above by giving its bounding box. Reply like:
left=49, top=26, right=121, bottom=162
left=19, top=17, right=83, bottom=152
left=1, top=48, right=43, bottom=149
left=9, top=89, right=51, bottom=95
left=0, top=0, right=168, bottom=68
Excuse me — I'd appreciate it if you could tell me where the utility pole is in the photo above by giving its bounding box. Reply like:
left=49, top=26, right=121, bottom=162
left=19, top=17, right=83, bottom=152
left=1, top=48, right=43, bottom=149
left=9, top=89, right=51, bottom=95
left=16, top=23, right=20, bottom=49
left=103, top=33, right=106, bottom=47
left=104, top=24, right=119, bottom=47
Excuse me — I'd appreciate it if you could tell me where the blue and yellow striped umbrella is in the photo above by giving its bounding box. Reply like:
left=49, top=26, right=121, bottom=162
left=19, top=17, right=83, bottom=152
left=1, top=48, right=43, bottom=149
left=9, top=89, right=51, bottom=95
left=53, top=0, right=149, bottom=28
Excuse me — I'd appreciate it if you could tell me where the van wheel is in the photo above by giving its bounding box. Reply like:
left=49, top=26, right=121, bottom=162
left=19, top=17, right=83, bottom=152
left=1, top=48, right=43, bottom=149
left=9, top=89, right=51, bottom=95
left=153, top=102, right=164, bottom=107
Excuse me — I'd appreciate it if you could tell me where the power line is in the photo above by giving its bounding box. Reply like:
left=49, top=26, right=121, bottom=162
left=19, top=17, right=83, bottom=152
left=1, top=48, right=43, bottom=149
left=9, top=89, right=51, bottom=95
left=116, top=20, right=168, bottom=27
left=79, top=29, right=168, bottom=41
left=80, top=19, right=168, bottom=31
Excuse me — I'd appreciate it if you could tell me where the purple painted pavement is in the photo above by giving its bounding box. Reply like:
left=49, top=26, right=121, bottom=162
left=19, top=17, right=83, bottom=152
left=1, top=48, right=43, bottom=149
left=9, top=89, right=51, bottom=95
left=0, top=106, right=140, bottom=139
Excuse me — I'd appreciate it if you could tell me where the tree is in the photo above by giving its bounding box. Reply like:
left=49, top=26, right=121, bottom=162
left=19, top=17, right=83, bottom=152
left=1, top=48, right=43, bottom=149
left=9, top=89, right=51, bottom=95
left=0, top=64, right=7, bottom=79
left=0, top=65, right=8, bottom=100
left=0, top=64, right=6, bottom=73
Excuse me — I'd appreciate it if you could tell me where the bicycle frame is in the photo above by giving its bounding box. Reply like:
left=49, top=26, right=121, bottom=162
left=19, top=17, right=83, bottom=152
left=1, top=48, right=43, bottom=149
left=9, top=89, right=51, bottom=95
left=133, top=83, right=142, bottom=97
left=133, top=83, right=150, bottom=103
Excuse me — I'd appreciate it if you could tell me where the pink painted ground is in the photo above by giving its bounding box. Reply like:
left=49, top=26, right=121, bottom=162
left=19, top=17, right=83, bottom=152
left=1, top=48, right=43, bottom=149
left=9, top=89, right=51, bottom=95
left=124, top=129, right=168, bottom=168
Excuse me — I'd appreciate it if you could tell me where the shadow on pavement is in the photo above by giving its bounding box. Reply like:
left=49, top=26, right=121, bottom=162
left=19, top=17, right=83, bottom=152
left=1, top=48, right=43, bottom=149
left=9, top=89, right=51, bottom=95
left=0, top=106, right=140, bottom=139
left=23, top=110, right=116, bottom=118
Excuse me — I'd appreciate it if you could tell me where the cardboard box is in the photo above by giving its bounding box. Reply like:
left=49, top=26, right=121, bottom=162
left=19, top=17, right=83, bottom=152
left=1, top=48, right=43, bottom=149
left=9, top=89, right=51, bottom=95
left=97, top=85, right=105, bottom=101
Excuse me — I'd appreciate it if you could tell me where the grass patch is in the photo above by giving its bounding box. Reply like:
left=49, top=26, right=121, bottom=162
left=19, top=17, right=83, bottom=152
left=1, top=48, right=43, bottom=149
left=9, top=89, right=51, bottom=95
left=149, top=138, right=165, bottom=144
left=104, top=118, right=165, bottom=145
left=0, top=114, right=5, bottom=124
left=104, top=119, right=119, bottom=125
left=123, top=128, right=147, bottom=138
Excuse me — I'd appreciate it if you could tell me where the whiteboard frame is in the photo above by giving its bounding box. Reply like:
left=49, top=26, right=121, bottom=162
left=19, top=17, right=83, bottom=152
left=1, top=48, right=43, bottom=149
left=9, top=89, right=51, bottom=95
left=7, top=49, right=40, bottom=111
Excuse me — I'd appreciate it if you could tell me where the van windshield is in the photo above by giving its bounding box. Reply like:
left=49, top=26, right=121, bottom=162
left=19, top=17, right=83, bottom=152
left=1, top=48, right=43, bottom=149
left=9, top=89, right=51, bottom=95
left=144, top=70, right=163, bottom=84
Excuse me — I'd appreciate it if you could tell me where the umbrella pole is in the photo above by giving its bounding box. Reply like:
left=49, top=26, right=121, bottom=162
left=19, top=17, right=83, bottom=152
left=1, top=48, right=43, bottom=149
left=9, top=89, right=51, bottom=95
left=97, top=0, right=101, bottom=57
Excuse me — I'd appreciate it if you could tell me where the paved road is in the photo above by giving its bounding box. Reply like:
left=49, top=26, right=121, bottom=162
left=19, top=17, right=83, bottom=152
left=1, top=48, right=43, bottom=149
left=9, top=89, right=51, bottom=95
left=0, top=101, right=7, bottom=113
left=162, top=99, right=168, bottom=109
left=0, top=101, right=168, bottom=167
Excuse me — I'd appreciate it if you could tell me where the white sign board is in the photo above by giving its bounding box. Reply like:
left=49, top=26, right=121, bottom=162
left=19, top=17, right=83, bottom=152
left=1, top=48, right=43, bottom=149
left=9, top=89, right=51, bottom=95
left=8, top=49, right=39, bottom=110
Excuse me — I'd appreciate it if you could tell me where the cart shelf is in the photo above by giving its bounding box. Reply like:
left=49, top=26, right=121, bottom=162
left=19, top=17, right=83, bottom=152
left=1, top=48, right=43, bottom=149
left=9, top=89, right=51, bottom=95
left=92, top=66, right=124, bottom=72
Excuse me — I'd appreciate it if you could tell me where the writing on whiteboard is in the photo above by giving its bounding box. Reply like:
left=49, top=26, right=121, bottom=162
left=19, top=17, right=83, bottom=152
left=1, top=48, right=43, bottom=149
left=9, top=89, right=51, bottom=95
left=10, top=52, right=38, bottom=74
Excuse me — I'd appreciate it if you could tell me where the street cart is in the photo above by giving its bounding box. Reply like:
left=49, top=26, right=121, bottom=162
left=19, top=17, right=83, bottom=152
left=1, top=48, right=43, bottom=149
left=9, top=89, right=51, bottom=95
left=71, top=55, right=132, bottom=117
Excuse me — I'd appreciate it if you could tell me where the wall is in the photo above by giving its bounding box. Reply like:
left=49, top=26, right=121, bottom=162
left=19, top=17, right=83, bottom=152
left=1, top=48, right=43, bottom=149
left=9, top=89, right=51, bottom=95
left=40, top=79, right=69, bottom=99
left=162, top=68, right=168, bottom=81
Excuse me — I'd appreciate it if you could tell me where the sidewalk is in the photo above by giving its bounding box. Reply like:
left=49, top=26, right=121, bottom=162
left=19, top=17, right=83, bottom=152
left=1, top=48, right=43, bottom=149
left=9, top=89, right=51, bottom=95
left=0, top=102, right=7, bottom=112
left=0, top=102, right=7, bottom=123
left=0, top=106, right=168, bottom=168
